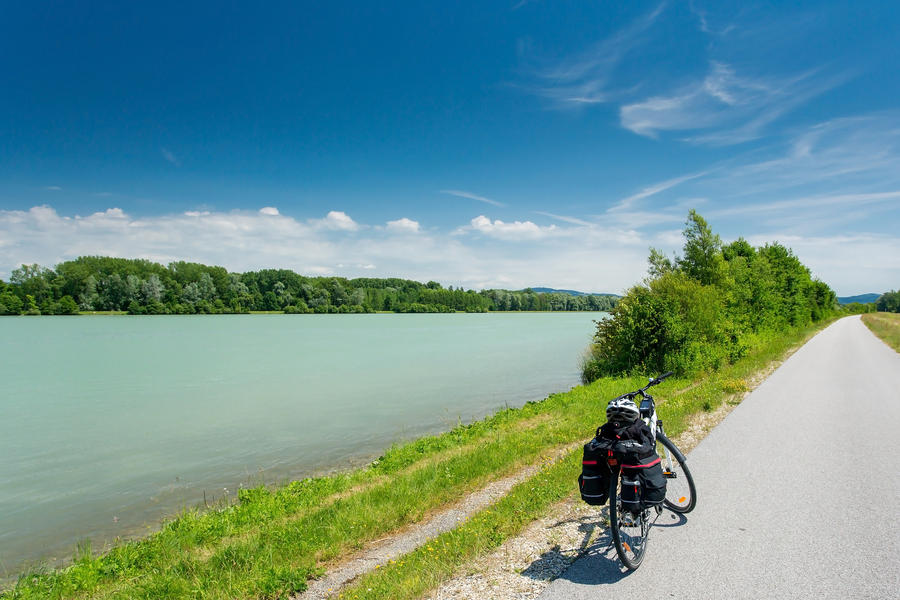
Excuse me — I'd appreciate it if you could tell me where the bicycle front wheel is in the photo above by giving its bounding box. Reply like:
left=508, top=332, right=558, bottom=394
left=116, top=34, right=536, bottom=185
left=656, top=432, right=697, bottom=513
left=608, top=473, right=650, bottom=570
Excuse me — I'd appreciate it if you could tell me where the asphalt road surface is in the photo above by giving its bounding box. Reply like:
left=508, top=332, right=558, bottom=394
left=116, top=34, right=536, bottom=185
left=539, top=316, right=900, bottom=600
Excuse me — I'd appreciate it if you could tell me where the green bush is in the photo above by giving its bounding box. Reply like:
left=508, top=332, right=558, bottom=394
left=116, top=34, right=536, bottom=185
left=843, top=302, right=875, bottom=314
left=0, top=291, right=24, bottom=315
left=585, top=271, right=733, bottom=377
left=582, top=211, right=837, bottom=381
left=876, top=290, right=900, bottom=313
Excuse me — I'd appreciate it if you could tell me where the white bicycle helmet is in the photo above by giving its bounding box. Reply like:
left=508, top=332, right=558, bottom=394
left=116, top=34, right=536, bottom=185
left=606, top=397, right=639, bottom=423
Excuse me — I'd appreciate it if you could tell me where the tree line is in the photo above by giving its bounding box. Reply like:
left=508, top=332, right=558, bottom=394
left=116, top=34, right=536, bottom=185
left=875, top=290, right=900, bottom=313
left=582, top=210, right=840, bottom=380
left=836, top=291, right=898, bottom=315
left=0, top=256, right=618, bottom=316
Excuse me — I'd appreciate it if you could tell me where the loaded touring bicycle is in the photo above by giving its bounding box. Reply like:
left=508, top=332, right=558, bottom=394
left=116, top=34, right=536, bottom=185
left=578, top=372, right=697, bottom=569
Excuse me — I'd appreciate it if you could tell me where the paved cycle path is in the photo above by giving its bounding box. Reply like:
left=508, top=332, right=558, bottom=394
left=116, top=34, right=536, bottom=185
left=539, top=316, right=900, bottom=600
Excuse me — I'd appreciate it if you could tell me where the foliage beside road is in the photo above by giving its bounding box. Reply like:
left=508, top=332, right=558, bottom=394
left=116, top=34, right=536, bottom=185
left=861, top=312, right=900, bottom=353
left=874, top=290, right=900, bottom=313
left=582, top=211, right=837, bottom=380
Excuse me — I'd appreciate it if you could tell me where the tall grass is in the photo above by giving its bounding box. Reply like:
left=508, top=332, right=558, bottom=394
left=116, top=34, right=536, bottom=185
left=861, top=312, right=900, bottom=353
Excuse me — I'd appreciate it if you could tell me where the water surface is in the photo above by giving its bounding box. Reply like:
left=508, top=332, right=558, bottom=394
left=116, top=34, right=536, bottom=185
left=0, top=312, right=604, bottom=574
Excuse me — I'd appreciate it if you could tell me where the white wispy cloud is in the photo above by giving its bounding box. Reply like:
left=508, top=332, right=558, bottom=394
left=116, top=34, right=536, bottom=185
left=600, top=209, right=689, bottom=230
left=620, top=62, right=847, bottom=144
left=520, top=4, right=847, bottom=145
left=523, top=3, right=667, bottom=108
left=711, top=191, right=900, bottom=219
left=440, top=190, right=506, bottom=207
left=599, top=113, right=900, bottom=233
left=512, top=0, right=538, bottom=10
left=43, top=186, right=62, bottom=191
left=534, top=211, right=593, bottom=226
left=259, top=206, right=280, bottom=216
left=611, top=171, right=709, bottom=212
left=710, top=113, right=900, bottom=195
left=161, top=148, right=180, bottom=166
left=688, top=0, right=735, bottom=36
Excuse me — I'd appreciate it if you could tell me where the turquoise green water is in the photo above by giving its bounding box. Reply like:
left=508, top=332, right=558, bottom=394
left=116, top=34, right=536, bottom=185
left=0, top=312, right=603, bottom=575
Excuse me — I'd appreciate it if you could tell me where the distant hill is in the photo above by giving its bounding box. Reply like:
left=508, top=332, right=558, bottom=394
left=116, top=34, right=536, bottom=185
left=837, top=293, right=881, bottom=305
left=528, top=287, right=620, bottom=298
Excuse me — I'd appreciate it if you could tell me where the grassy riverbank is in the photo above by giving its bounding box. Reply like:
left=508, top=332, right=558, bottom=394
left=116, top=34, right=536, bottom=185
left=861, top=312, right=900, bottom=352
left=2, top=316, right=837, bottom=600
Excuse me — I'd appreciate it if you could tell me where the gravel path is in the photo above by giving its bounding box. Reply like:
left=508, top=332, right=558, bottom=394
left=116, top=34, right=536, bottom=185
left=295, top=446, right=575, bottom=600
left=539, top=316, right=900, bottom=600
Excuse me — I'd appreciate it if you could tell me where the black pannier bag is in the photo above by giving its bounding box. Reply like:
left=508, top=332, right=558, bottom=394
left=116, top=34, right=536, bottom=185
left=578, top=435, right=614, bottom=505
left=620, top=474, right=642, bottom=513
left=619, top=452, right=667, bottom=511
left=599, top=420, right=655, bottom=459
left=580, top=418, right=667, bottom=510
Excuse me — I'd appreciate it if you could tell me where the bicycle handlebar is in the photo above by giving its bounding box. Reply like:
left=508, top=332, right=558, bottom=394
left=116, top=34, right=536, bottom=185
left=650, top=371, right=674, bottom=385
left=615, top=371, right=675, bottom=400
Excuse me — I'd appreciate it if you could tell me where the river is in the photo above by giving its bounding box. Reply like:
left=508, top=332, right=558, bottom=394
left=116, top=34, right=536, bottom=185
left=0, top=312, right=604, bottom=576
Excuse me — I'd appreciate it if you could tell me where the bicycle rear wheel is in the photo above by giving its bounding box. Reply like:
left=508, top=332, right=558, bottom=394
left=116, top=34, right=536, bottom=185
left=656, top=432, right=697, bottom=513
left=608, top=473, right=650, bottom=570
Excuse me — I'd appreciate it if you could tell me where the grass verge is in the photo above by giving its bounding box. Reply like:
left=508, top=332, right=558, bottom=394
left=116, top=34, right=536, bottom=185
left=861, top=312, right=900, bottom=353
left=2, top=318, right=837, bottom=600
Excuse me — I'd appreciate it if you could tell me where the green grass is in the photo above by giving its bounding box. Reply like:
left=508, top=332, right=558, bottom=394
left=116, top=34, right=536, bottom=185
left=340, top=451, right=580, bottom=600
left=861, top=312, right=900, bottom=353
left=2, top=317, right=836, bottom=600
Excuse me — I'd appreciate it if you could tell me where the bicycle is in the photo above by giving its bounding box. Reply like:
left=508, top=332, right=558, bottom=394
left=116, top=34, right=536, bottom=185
left=603, top=372, right=697, bottom=569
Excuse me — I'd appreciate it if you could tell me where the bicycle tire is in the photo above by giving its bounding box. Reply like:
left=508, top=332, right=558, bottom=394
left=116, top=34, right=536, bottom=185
left=608, top=472, right=650, bottom=570
left=656, top=432, right=697, bottom=513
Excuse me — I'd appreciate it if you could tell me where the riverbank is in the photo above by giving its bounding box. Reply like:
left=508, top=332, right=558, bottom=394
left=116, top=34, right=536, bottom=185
left=1, top=316, right=838, bottom=599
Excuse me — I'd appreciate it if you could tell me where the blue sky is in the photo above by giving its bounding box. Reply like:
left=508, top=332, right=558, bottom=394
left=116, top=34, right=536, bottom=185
left=1, top=1, right=898, bottom=295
